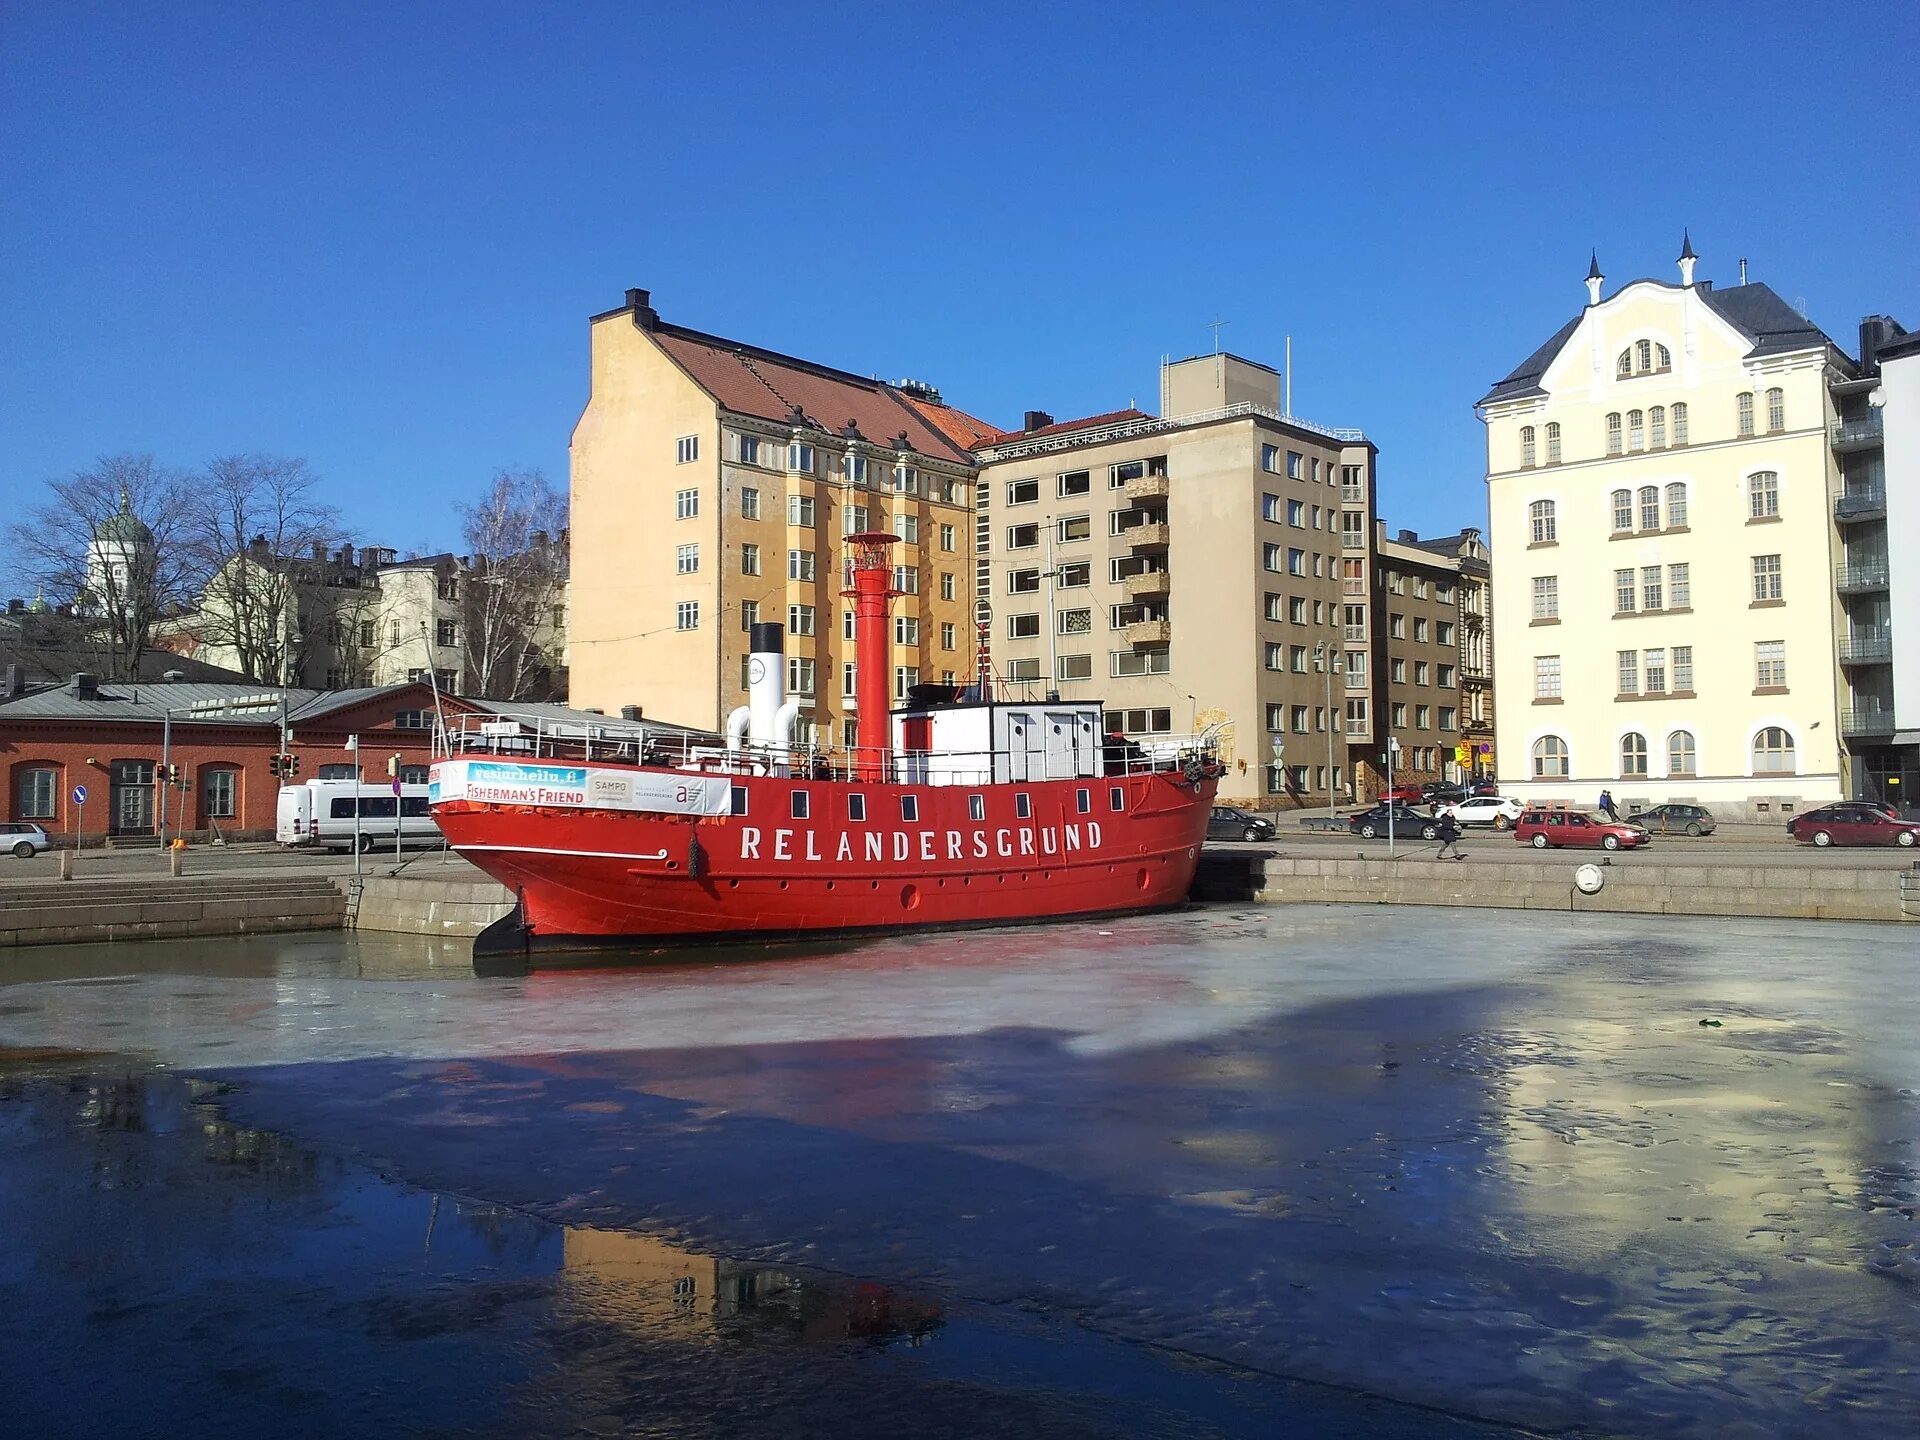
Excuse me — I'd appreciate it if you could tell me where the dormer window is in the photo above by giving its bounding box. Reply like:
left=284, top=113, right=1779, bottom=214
left=1616, top=341, right=1672, bottom=378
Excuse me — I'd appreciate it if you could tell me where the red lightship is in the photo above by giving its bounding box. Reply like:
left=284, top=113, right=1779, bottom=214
left=431, top=534, right=1221, bottom=972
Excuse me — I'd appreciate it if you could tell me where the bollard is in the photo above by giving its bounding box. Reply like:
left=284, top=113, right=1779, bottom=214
left=169, top=847, right=183, bottom=878
left=59, top=848, right=75, bottom=881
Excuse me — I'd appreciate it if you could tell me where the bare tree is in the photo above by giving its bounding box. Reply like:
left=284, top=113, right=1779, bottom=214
left=5, top=454, right=198, bottom=679
left=180, top=454, right=342, bottom=683
left=459, top=468, right=568, bottom=700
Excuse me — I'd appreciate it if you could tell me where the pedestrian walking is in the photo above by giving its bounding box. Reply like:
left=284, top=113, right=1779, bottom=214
left=1434, top=810, right=1465, bottom=860
left=1598, top=788, right=1617, bottom=822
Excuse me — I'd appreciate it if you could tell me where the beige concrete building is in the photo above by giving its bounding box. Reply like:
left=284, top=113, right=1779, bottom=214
left=1480, top=241, right=1864, bottom=819
left=972, top=353, right=1382, bottom=808
left=568, top=289, right=982, bottom=741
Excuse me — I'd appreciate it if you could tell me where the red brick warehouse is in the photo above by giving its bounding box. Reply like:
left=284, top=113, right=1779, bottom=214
left=0, top=672, right=471, bottom=844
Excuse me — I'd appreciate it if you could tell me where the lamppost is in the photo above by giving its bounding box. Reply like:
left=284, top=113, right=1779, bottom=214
left=1387, top=735, right=1402, bottom=857
left=1313, top=643, right=1334, bottom=826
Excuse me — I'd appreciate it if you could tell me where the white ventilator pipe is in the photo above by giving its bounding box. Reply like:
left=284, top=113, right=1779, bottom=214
left=725, top=706, right=751, bottom=752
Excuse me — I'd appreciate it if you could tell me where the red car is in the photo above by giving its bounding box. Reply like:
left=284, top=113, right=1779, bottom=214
left=1381, top=783, right=1426, bottom=805
left=1515, top=808, right=1650, bottom=851
left=1787, top=803, right=1920, bottom=848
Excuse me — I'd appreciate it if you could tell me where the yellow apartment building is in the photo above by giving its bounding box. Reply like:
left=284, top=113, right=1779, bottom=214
left=568, top=289, right=983, bottom=741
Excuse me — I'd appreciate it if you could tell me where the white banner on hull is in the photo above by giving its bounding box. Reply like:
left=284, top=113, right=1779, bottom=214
left=430, top=760, right=732, bottom=817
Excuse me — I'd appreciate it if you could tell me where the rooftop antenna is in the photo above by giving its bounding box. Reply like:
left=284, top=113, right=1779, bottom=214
left=1285, top=336, right=1293, bottom=416
left=1207, top=317, right=1229, bottom=354
left=1739, top=257, right=1748, bottom=285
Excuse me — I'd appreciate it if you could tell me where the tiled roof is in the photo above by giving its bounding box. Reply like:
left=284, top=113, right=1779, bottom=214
left=648, top=325, right=973, bottom=463
left=974, top=408, right=1154, bottom=447
left=897, top=393, right=1002, bottom=450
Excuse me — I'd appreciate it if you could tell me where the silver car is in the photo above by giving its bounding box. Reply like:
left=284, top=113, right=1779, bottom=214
left=1, top=822, right=52, bottom=858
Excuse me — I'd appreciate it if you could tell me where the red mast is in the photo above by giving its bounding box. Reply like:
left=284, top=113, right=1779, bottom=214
left=843, top=531, right=899, bottom=781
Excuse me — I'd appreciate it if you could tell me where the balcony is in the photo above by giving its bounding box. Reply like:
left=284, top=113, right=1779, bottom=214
left=1125, top=618, right=1172, bottom=647
left=1127, top=521, right=1170, bottom=551
left=1124, top=472, right=1169, bottom=502
left=1831, top=413, right=1884, bottom=451
left=1840, top=708, right=1896, bottom=738
left=1341, top=533, right=1366, bottom=550
left=1345, top=671, right=1368, bottom=691
left=1125, top=569, right=1169, bottom=600
left=1834, top=487, right=1887, bottom=524
left=1341, top=485, right=1367, bottom=507
left=1839, top=636, right=1894, bottom=665
left=1835, top=561, right=1890, bottom=593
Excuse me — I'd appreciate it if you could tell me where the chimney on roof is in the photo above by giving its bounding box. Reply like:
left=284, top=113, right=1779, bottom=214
left=1585, top=251, right=1604, bottom=307
left=311, top=541, right=326, bottom=561
left=6, top=597, right=21, bottom=614
left=70, top=672, right=97, bottom=701
left=626, top=287, right=658, bottom=330
left=1398, top=528, right=1418, bottom=544
left=620, top=704, right=640, bottom=721
left=1023, top=410, right=1053, bottom=433
left=163, top=669, right=184, bottom=683
left=1738, top=257, right=1748, bottom=286
left=4, top=663, right=26, bottom=698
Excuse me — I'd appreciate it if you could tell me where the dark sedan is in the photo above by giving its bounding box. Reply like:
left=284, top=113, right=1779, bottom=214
left=1347, top=804, right=1440, bottom=841
left=1207, top=806, right=1277, bottom=843
left=1625, top=803, right=1716, bottom=837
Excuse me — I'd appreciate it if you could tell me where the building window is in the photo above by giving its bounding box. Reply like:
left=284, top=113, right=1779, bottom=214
left=1672, top=645, right=1693, bottom=691
left=1007, top=522, right=1039, bottom=550
left=1755, top=640, right=1786, bottom=688
left=893, top=565, right=921, bottom=595
left=676, top=435, right=699, bottom=464
left=394, top=710, right=431, bottom=729
left=1749, top=471, right=1779, bottom=519
left=1007, top=478, right=1039, bottom=505
left=1520, top=426, right=1536, bottom=467
left=741, top=543, right=761, bottom=576
left=201, top=768, right=238, bottom=819
left=1391, top=702, right=1408, bottom=727
left=1057, top=470, right=1091, bottom=497
left=894, top=615, right=922, bottom=645
left=675, top=488, right=699, bottom=519
left=940, top=622, right=956, bottom=651
left=1664, top=482, right=1687, bottom=528
left=737, top=434, right=760, bottom=467
left=1529, top=499, right=1556, bottom=544
left=939, top=572, right=955, bottom=601
left=1620, top=733, right=1649, bottom=777
left=1056, top=562, right=1089, bottom=589
left=1615, top=568, right=1636, bottom=614
left=788, top=604, right=816, bottom=637
left=1414, top=661, right=1430, bottom=686
left=676, top=543, right=699, bottom=574
left=1437, top=620, right=1453, bottom=646
left=435, top=619, right=457, bottom=647
left=1056, top=654, right=1092, bottom=682
left=1668, top=730, right=1697, bottom=776
left=1628, top=410, right=1645, bottom=452
left=1671, top=402, right=1688, bottom=445
left=788, top=442, right=815, bottom=474
left=1534, top=655, right=1561, bottom=700
left=1644, top=648, right=1667, bottom=694
left=890, top=463, right=917, bottom=495
left=675, top=601, right=699, bottom=631
left=1752, top=726, right=1795, bottom=773
left=1260, top=444, right=1279, bottom=473
left=1611, top=489, right=1632, bottom=531
left=1008, top=613, right=1041, bottom=639
left=1752, top=554, right=1782, bottom=602
left=17, top=766, right=56, bottom=819
left=1290, top=645, right=1309, bottom=673
left=1391, top=658, right=1407, bottom=683
left=1737, top=392, right=1755, bottom=437
left=1638, top=485, right=1659, bottom=531
left=1287, top=451, right=1303, bottom=478
left=1650, top=406, right=1666, bottom=448
left=845, top=454, right=870, bottom=486
left=1264, top=643, right=1283, bottom=671
left=1111, top=648, right=1170, bottom=676
left=1642, top=565, right=1663, bottom=612
left=1415, top=705, right=1431, bottom=730
left=787, top=657, right=816, bottom=696
left=1262, top=543, right=1283, bottom=572
left=1606, top=413, right=1622, bottom=456
left=1008, top=569, right=1040, bottom=594
left=1545, top=423, right=1561, bottom=464
left=1618, top=649, right=1638, bottom=695
left=939, top=523, right=956, bottom=552
left=899, top=515, right=921, bottom=544
left=788, top=550, right=815, bottom=581
left=1532, top=736, right=1570, bottom=778
left=894, top=665, right=923, bottom=697
left=844, top=503, right=870, bottom=536
left=1057, top=608, right=1091, bottom=637
left=788, top=494, right=815, bottom=527
left=1766, top=387, right=1785, bottom=432
left=1287, top=498, right=1305, bottom=526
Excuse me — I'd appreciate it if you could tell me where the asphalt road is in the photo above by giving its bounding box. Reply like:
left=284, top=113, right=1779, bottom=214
left=1233, top=822, right=1920, bottom=868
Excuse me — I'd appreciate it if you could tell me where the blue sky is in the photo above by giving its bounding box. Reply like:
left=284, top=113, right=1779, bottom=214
left=4, top=1, right=1915, bottom=566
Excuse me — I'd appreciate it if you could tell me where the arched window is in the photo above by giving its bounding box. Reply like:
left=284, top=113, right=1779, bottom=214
left=1749, top=471, right=1779, bottom=519
left=199, top=765, right=240, bottom=824
left=1545, top=422, right=1561, bottom=464
left=1611, top=489, right=1633, bottom=532
left=1616, top=351, right=1632, bottom=379
left=15, top=764, right=59, bottom=820
left=1737, top=391, right=1755, bottom=437
left=1532, top=735, right=1570, bottom=779
left=1620, top=732, right=1649, bottom=777
left=1665, top=482, right=1688, bottom=528
left=1656, top=343, right=1671, bottom=370
left=1628, top=409, right=1645, bottom=451
left=1650, top=405, right=1666, bottom=447
left=1668, top=730, right=1697, bottom=777
left=1637, top=486, right=1659, bottom=530
left=1752, top=727, right=1796, bottom=774
left=1520, top=425, right=1536, bottom=468
left=1606, top=413, right=1623, bottom=456
left=1672, top=402, right=1689, bottom=445
left=1637, top=339, right=1652, bottom=372
left=1616, top=341, right=1672, bottom=377
left=1529, top=499, right=1557, bottom=544
left=1766, top=387, right=1784, bottom=431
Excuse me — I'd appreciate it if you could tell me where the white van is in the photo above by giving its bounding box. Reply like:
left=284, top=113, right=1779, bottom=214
left=276, top=780, right=440, bottom=852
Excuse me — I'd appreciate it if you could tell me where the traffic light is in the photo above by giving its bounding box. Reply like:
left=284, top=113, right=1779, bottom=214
left=288, top=753, right=301, bottom=776
left=386, top=754, right=400, bottom=779
left=269, top=754, right=282, bottom=778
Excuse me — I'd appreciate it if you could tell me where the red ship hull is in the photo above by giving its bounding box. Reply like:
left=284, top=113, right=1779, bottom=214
left=434, top=764, right=1216, bottom=967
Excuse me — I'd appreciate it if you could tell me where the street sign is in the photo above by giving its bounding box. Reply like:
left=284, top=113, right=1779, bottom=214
left=71, top=784, right=87, bottom=805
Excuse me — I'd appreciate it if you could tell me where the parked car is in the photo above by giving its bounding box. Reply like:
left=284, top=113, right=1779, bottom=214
left=1348, top=804, right=1440, bottom=841
left=1, top=822, right=52, bottom=859
left=1207, top=806, right=1277, bottom=843
left=1625, top=802, right=1716, bottom=837
left=1422, top=781, right=1468, bottom=805
left=1786, top=803, right=1920, bottom=848
left=1380, top=784, right=1427, bottom=805
left=1468, top=778, right=1501, bottom=796
left=1439, top=795, right=1524, bottom=830
left=1515, top=809, right=1650, bottom=851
